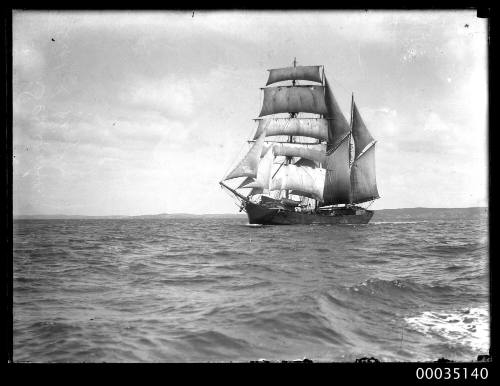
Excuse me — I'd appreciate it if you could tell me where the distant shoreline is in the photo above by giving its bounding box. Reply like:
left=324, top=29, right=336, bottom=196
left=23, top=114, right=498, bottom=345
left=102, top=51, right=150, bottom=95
left=12, top=207, right=488, bottom=220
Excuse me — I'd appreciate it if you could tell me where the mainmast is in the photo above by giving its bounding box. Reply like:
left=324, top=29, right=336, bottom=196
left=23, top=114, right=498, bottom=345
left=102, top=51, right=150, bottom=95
left=285, top=57, right=298, bottom=200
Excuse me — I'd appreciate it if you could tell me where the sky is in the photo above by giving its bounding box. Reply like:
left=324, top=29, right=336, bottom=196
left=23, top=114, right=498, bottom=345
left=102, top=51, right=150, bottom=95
left=12, top=10, right=488, bottom=215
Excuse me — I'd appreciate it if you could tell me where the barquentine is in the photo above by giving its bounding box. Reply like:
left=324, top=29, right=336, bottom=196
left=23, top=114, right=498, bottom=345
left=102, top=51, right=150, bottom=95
left=220, top=60, right=380, bottom=225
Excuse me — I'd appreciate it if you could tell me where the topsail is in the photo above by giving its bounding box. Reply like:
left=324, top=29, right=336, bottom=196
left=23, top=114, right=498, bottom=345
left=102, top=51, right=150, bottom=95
left=253, top=118, right=328, bottom=141
left=259, top=86, right=328, bottom=117
left=266, top=65, right=323, bottom=86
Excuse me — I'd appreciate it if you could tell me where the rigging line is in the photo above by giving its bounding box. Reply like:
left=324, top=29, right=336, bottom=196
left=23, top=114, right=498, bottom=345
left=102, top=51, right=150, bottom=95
left=272, top=161, right=285, bottom=178
left=365, top=200, right=375, bottom=209
left=328, top=75, right=351, bottom=96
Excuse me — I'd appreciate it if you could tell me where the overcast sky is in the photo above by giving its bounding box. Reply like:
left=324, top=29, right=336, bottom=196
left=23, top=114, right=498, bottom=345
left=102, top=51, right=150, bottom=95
left=13, top=10, right=488, bottom=215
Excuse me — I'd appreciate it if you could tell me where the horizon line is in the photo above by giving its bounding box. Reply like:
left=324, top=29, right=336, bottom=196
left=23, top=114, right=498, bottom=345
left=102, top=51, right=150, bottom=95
left=12, top=206, right=488, bottom=218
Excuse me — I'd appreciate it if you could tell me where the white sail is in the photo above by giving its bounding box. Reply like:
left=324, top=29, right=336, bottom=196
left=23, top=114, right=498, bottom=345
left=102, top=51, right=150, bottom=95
left=244, top=147, right=274, bottom=192
left=253, top=118, right=328, bottom=141
left=224, top=131, right=266, bottom=180
left=272, top=143, right=326, bottom=164
left=237, top=176, right=255, bottom=189
left=270, top=164, right=325, bottom=201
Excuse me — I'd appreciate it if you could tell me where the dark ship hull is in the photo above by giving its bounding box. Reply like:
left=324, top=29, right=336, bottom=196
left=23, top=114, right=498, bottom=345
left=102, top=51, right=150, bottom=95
left=244, top=201, right=373, bottom=225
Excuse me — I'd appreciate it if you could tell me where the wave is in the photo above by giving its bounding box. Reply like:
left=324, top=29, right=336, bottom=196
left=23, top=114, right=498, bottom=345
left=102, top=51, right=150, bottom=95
left=245, top=310, right=349, bottom=346
left=405, top=306, right=489, bottom=353
left=345, top=278, right=463, bottom=309
left=348, top=278, right=455, bottom=296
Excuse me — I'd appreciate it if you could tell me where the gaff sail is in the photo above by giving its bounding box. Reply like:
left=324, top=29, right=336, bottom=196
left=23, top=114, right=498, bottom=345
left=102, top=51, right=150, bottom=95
left=324, top=77, right=350, bottom=151
left=322, top=136, right=351, bottom=205
left=351, top=102, right=374, bottom=159
left=350, top=143, right=379, bottom=204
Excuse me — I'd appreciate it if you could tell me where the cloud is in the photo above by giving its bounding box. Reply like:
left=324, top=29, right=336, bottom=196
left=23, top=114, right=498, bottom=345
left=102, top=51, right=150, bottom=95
left=124, top=77, right=194, bottom=119
left=13, top=42, right=45, bottom=78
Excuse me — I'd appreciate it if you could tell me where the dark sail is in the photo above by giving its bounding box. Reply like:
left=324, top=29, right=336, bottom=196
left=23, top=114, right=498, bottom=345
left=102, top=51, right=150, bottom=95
left=352, top=102, right=374, bottom=159
left=324, top=77, right=350, bottom=151
left=350, top=144, right=379, bottom=204
left=259, top=86, right=327, bottom=117
left=266, top=65, right=322, bottom=86
left=322, top=137, right=351, bottom=204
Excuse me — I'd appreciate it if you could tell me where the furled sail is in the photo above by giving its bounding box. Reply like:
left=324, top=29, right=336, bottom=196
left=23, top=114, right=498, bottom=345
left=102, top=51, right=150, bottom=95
left=294, top=158, right=317, bottom=168
left=253, top=118, right=328, bottom=141
left=352, top=102, right=374, bottom=159
left=350, top=144, right=379, bottom=204
left=259, top=86, right=328, bottom=117
left=244, top=147, right=274, bottom=192
left=322, top=136, right=351, bottom=204
left=266, top=65, right=322, bottom=86
left=271, top=164, right=325, bottom=201
left=272, top=143, right=326, bottom=164
left=224, top=132, right=266, bottom=180
left=324, top=77, right=350, bottom=151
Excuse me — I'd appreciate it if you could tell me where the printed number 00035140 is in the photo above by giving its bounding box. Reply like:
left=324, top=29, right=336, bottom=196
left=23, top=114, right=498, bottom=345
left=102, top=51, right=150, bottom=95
left=416, top=367, right=488, bottom=380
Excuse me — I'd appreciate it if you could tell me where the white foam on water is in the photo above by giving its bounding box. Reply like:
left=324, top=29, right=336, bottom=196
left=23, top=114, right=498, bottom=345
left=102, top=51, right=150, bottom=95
left=405, top=306, right=489, bottom=352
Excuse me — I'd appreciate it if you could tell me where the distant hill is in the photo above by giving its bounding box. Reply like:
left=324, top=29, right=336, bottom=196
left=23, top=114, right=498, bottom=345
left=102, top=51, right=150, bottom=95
left=372, top=207, right=487, bottom=221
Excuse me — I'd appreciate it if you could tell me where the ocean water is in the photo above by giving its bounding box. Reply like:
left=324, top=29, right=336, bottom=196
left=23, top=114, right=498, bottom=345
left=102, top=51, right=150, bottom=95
left=12, top=208, right=489, bottom=362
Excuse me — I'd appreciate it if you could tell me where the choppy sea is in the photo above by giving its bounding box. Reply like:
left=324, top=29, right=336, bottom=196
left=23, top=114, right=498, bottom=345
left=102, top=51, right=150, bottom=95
left=12, top=208, right=489, bottom=362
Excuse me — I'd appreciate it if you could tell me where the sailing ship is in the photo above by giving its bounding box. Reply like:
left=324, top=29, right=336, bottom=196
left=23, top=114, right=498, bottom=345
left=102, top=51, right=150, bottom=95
left=219, top=60, right=379, bottom=225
